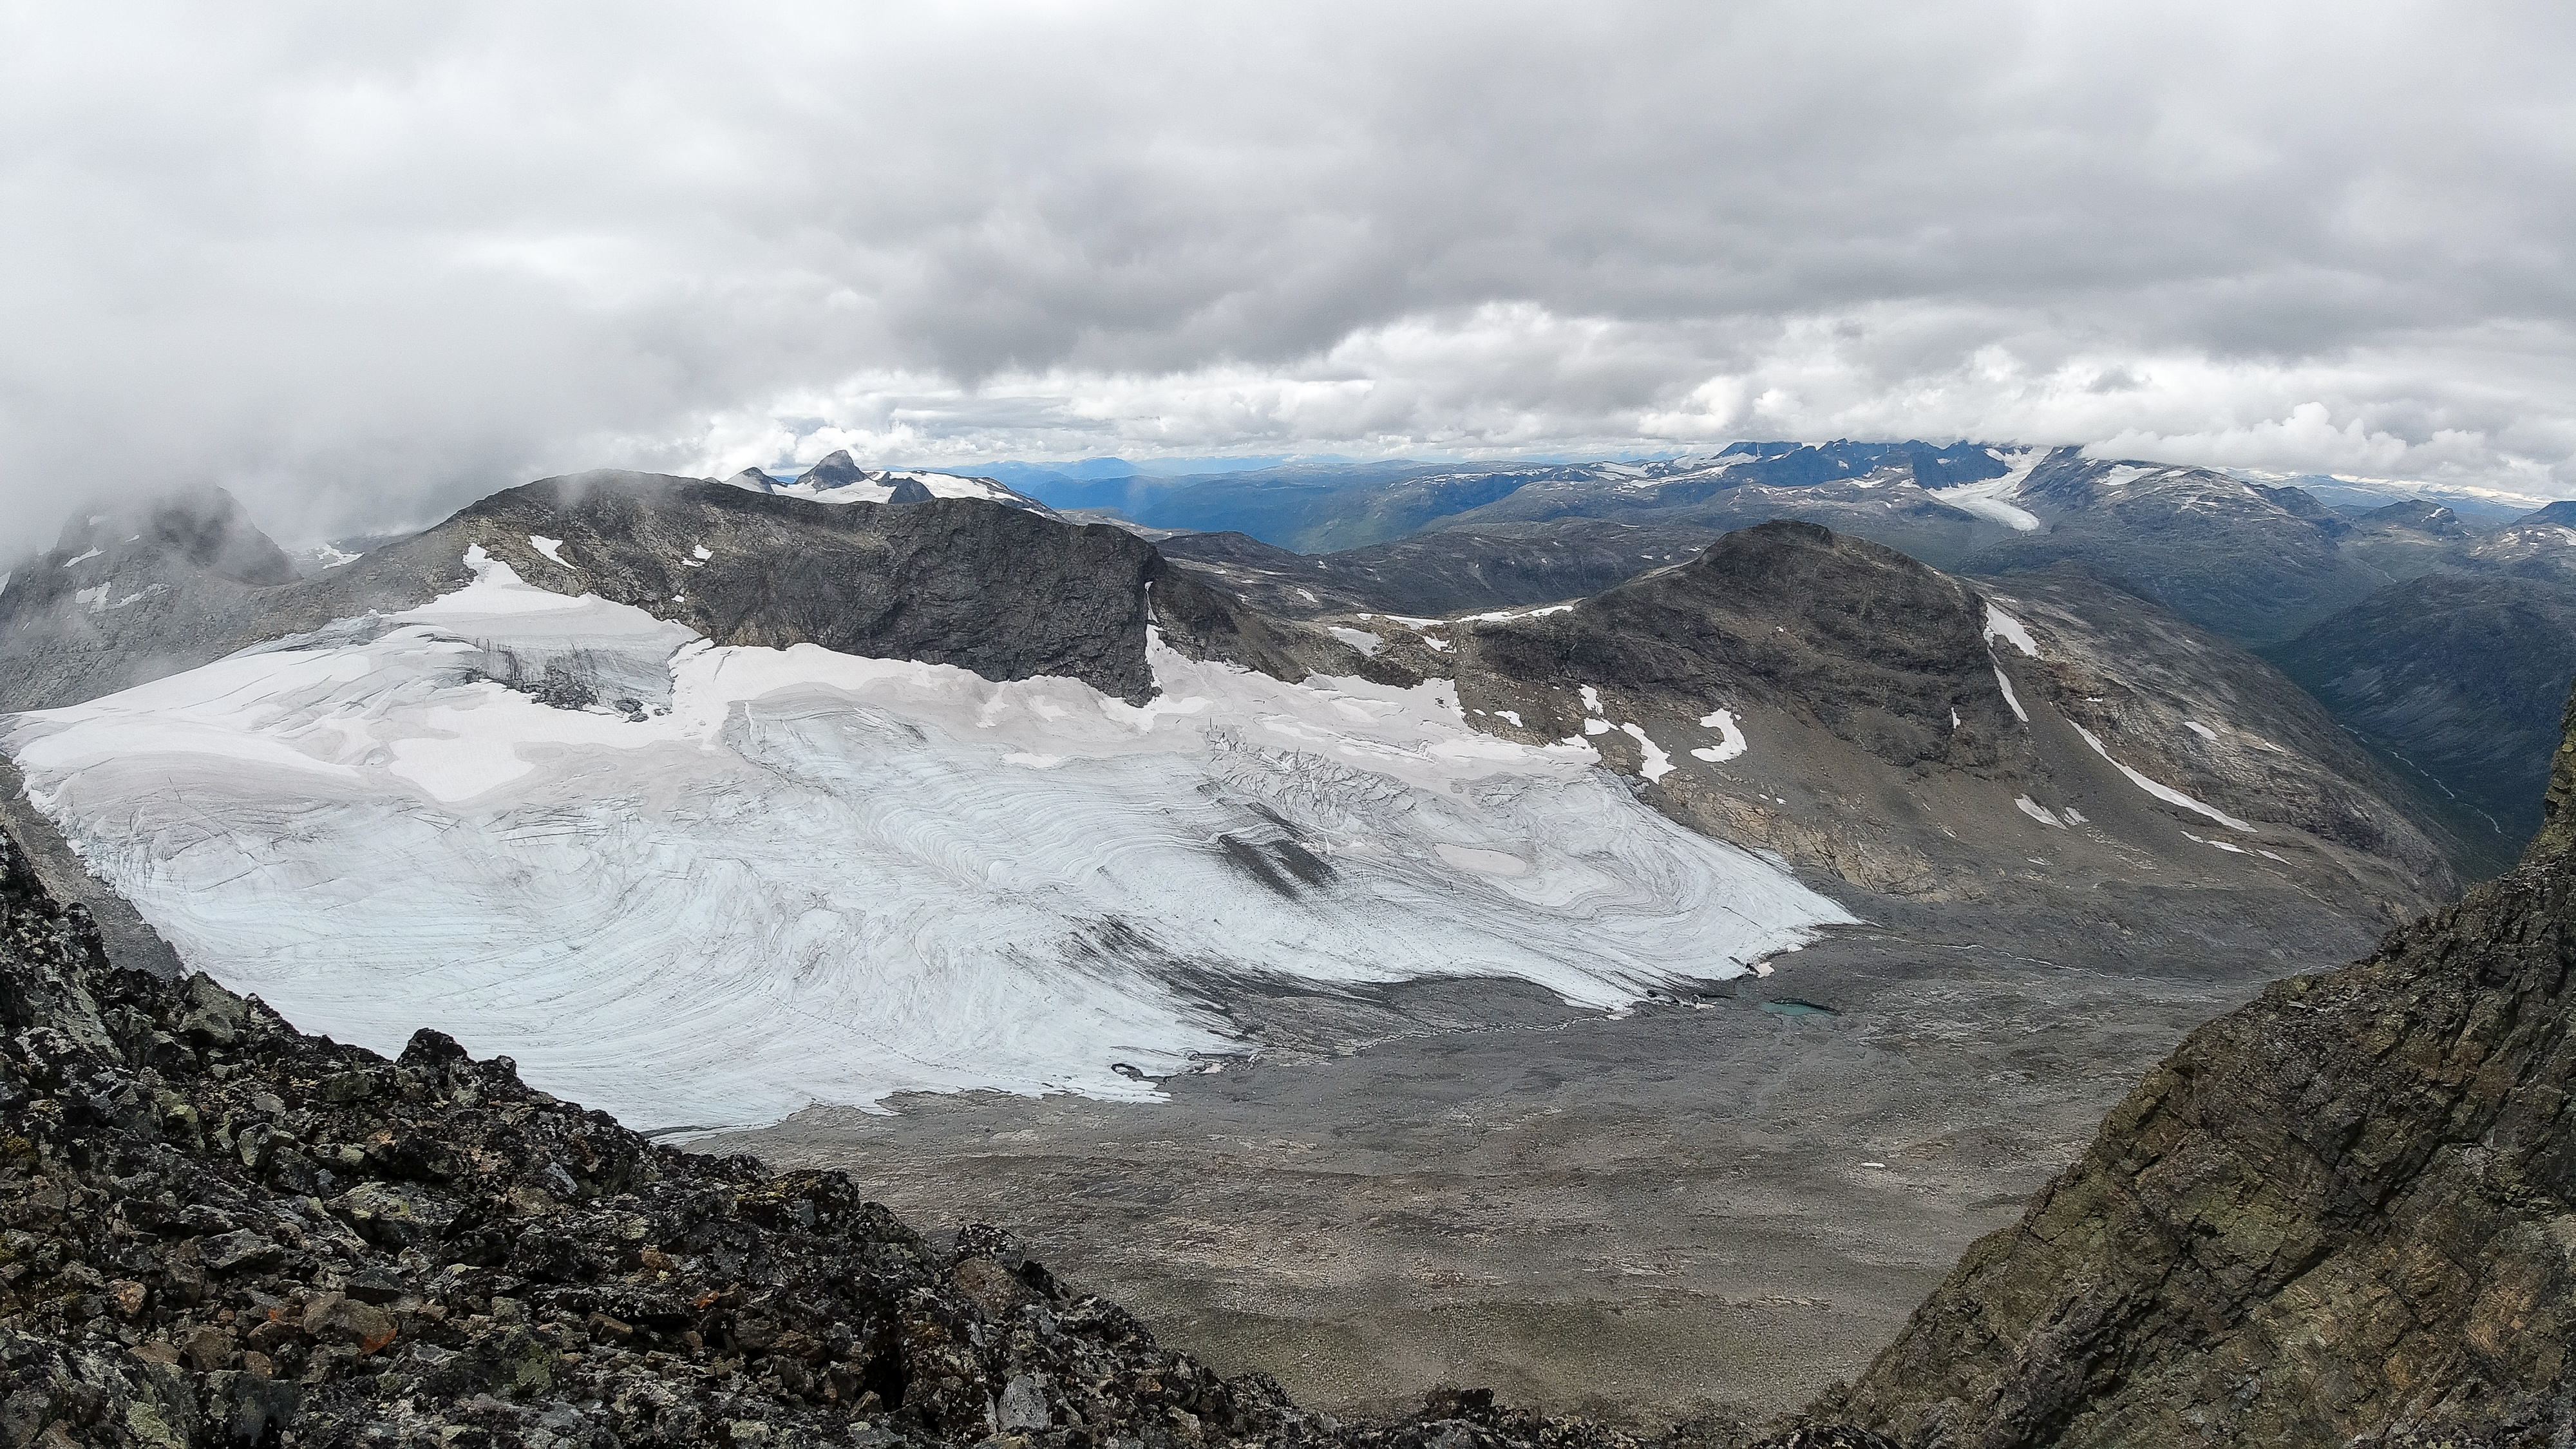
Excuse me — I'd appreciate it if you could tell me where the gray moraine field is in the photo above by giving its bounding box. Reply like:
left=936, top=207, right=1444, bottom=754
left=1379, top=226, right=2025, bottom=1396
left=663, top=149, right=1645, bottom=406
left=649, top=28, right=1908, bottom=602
left=705, top=881, right=2377, bottom=1429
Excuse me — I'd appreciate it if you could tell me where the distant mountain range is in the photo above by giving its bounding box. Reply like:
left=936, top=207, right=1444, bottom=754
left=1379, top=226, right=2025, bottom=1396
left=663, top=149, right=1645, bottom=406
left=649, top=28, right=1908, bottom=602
left=887, top=439, right=2576, bottom=873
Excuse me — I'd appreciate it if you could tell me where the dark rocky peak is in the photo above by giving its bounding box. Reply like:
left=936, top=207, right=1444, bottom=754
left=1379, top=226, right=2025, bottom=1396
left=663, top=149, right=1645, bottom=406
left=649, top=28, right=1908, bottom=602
left=303, top=469, right=1356, bottom=703
left=2249, top=481, right=2351, bottom=535
left=789, top=448, right=867, bottom=489
left=1464, top=520, right=2010, bottom=770
left=431, top=471, right=1173, bottom=700
left=1825, top=683, right=2576, bottom=1445
left=1436, top=522, right=2456, bottom=915
left=2358, top=497, right=2468, bottom=535
left=1157, top=529, right=1311, bottom=569
left=790, top=450, right=934, bottom=503
left=0, top=486, right=312, bottom=711
left=39, top=486, right=297, bottom=588
left=1661, top=519, right=1991, bottom=681
left=2514, top=497, right=2576, bottom=531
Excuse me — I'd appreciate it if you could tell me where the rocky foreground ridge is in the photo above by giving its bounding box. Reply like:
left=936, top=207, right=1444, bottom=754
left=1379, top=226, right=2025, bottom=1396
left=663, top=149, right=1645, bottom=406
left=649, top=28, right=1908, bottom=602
left=1823, top=703, right=2576, bottom=1444
left=0, top=822, right=1898, bottom=1449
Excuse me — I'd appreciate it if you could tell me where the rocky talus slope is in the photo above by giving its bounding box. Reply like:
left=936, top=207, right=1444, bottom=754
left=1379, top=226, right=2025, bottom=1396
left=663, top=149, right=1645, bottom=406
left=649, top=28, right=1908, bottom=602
left=0, top=820, right=1874, bottom=1449
left=1817, top=700, right=2576, bottom=1445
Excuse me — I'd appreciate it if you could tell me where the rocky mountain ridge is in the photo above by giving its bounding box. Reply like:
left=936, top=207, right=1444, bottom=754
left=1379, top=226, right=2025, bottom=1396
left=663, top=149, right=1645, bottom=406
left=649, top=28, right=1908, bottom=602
left=1156, top=520, right=1720, bottom=620
left=1091, top=443, right=2576, bottom=872
left=1333, top=522, right=2459, bottom=922
left=0, top=472, right=1349, bottom=714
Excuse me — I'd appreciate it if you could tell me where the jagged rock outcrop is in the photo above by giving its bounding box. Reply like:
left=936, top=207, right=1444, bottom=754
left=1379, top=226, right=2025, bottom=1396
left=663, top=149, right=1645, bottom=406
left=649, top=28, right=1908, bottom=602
left=0, top=822, right=1701, bottom=1449
left=1815, top=694, right=2576, bottom=1445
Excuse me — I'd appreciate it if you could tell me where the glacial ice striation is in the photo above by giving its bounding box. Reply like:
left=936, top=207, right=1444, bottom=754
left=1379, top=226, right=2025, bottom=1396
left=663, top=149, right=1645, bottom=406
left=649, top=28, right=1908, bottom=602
left=4, top=551, right=1849, bottom=1132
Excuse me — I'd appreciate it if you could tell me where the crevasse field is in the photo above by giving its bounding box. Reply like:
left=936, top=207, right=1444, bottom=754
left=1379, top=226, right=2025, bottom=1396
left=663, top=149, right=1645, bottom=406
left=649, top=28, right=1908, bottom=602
left=5, top=551, right=1848, bottom=1132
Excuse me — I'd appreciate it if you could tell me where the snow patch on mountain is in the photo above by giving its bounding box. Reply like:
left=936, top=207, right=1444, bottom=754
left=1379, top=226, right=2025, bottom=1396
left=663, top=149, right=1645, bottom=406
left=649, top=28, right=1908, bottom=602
left=5, top=555, right=1847, bottom=1133
left=1691, top=708, right=1748, bottom=763
left=1931, top=448, right=2045, bottom=530
left=1982, top=604, right=2040, bottom=657
left=1618, top=723, right=1674, bottom=782
left=2071, top=723, right=2257, bottom=832
left=1994, top=665, right=2030, bottom=723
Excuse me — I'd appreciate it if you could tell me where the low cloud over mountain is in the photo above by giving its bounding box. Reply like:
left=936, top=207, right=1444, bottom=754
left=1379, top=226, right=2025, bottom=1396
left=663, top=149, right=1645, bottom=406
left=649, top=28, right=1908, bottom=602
left=5, top=3, right=2573, bottom=552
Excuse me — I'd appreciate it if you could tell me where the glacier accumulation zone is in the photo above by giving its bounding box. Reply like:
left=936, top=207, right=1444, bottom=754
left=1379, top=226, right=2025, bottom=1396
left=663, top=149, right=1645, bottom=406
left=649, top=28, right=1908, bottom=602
left=5, top=551, right=1851, bottom=1133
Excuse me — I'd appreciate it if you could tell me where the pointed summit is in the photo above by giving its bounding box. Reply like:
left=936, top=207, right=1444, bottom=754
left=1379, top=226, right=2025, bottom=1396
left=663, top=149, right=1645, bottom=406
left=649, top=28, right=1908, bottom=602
left=790, top=450, right=867, bottom=490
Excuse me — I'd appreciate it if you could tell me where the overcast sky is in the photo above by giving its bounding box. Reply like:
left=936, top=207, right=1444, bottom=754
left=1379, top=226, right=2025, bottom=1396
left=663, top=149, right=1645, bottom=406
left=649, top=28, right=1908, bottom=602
left=3, top=1, right=2571, bottom=546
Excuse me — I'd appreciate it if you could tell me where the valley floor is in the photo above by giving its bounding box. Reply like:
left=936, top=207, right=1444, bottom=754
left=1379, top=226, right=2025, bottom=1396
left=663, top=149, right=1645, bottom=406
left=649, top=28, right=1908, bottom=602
left=705, top=882, right=2377, bottom=1428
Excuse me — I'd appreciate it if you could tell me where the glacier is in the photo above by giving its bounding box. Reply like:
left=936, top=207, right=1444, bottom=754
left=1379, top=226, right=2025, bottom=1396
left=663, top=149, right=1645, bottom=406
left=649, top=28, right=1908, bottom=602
left=4, top=551, right=1850, bottom=1133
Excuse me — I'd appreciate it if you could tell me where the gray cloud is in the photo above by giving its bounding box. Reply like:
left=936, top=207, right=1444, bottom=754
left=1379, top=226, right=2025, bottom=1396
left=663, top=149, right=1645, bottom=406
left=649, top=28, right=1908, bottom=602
left=4, top=1, right=2573, bottom=550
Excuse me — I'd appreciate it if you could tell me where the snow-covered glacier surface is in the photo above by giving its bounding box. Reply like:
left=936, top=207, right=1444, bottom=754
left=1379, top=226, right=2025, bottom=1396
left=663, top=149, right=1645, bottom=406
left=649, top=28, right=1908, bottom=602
left=5, top=552, right=1850, bottom=1132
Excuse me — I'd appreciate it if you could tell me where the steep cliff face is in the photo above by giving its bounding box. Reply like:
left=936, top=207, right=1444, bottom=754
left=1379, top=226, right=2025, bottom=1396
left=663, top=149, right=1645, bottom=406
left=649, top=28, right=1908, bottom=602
left=1830, top=693, right=2576, bottom=1446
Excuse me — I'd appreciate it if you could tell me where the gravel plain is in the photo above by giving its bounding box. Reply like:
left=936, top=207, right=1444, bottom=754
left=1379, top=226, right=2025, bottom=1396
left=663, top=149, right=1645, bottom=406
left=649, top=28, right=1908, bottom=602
left=708, top=882, right=2378, bottom=1428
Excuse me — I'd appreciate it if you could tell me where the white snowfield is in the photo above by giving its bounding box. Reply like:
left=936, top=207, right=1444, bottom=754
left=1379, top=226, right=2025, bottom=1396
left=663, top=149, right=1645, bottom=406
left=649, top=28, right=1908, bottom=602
left=1928, top=448, right=2045, bottom=531
left=6, top=551, right=1848, bottom=1133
